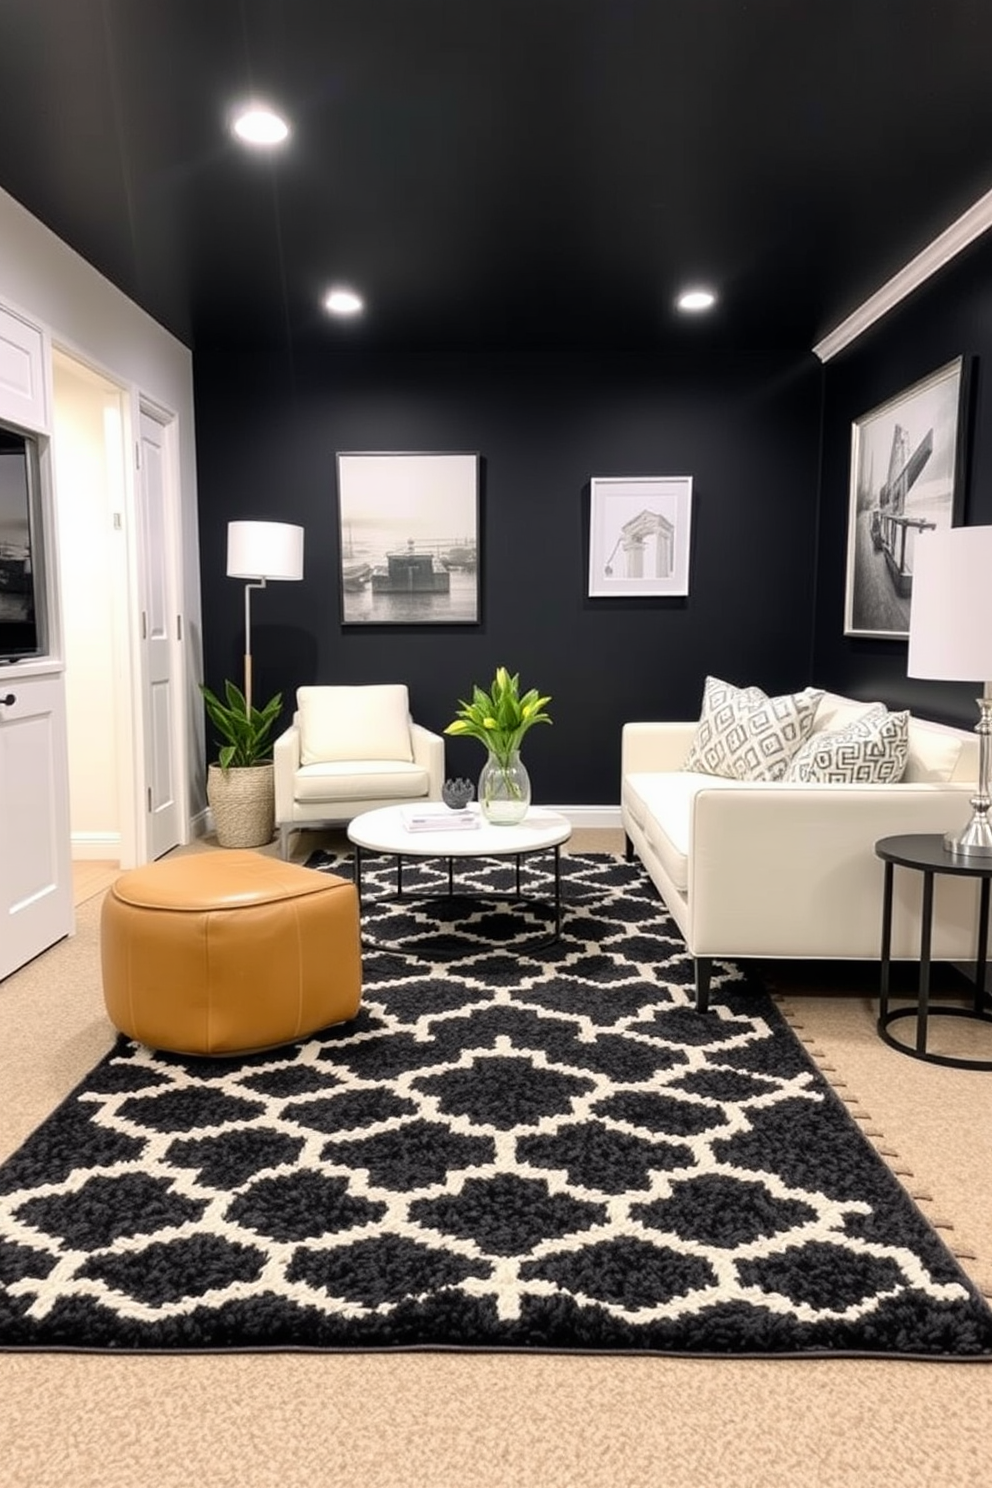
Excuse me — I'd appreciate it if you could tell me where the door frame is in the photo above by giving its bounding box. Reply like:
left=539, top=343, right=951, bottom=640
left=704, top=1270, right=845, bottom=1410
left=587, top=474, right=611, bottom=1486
left=135, top=394, right=188, bottom=861
left=51, top=343, right=188, bottom=868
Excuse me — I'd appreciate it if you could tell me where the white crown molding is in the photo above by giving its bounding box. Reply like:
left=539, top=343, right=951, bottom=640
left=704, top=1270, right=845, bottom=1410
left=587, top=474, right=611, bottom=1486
left=813, top=187, right=992, bottom=363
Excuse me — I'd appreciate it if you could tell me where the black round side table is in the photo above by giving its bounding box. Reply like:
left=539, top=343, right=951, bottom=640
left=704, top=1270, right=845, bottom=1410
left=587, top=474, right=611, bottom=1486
left=875, top=833, right=992, bottom=1070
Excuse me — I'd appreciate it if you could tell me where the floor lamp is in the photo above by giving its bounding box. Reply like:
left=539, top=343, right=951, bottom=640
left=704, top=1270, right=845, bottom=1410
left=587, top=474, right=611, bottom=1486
left=907, top=524, right=992, bottom=857
left=226, top=520, right=305, bottom=709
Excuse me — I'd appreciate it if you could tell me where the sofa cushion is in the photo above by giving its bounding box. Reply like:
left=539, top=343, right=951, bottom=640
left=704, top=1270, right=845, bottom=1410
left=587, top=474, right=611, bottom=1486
left=811, top=693, right=967, bottom=782
left=904, top=720, right=968, bottom=783
left=682, top=676, right=823, bottom=782
left=784, top=705, right=909, bottom=783
left=626, top=771, right=730, bottom=893
left=810, top=692, right=886, bottom=734
left=294, top=759, right=430, bottom=804
left=298, top=685, right=414, bottom=766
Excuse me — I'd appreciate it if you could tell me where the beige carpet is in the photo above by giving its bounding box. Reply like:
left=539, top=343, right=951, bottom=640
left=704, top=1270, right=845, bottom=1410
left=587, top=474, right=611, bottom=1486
left=1, top=830, right=991, bottom=1488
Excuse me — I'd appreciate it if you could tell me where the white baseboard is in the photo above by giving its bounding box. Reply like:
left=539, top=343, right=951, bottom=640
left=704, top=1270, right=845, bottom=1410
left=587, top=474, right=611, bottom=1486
left=194, top=805, right=622, bottom=839
left=70, top=832, right=122, bottom=861
left=191, top=808, right=212, bottom=839
left=547, top=805, right=623, bottom=830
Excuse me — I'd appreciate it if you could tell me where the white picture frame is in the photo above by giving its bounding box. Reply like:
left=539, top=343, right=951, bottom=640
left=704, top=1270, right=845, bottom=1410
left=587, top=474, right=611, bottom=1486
left=587, top=475, right=693, bottom=598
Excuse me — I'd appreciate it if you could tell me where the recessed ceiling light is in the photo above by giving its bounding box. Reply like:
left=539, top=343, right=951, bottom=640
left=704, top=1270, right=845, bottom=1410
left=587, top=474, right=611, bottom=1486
left=231, top=105, right=290, bottom=147
left=323, top=287, right=364, bottom=317
left=677, top=287, right=717, bottom=313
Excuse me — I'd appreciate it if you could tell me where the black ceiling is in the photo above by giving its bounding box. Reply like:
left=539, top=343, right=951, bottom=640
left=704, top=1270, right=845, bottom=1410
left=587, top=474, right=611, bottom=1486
left=3, top=0, right=992, bottom=355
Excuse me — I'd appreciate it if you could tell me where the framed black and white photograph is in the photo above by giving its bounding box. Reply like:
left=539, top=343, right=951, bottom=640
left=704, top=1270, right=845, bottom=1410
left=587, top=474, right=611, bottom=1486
left=844, top=358, right=968, bottom=639
left=335, top=452, right=480, bottom=625
left=587, top=475, right=693, bottom=599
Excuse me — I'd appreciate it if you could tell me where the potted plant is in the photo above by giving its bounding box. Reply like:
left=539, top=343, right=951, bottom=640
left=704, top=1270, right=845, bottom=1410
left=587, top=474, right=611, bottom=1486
left=201, top=680, right=283, bottom=847
left=444, top=666, right=552, bottom=823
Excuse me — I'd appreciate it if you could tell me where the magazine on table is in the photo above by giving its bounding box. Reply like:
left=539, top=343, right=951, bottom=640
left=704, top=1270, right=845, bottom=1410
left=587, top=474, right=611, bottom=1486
left=401, top=806, right=482, bottom=833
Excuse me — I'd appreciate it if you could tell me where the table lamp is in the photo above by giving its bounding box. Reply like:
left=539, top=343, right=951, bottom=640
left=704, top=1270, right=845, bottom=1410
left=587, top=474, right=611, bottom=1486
left=226, top=520, right=304, bottom=708
left=907, top=524, right=992, bottom=857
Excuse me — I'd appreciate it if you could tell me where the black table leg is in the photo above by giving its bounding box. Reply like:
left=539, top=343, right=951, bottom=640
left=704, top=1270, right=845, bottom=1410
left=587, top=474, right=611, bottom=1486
left=350, top=840, right=569, bottom=957
left=875, top=834, right=992, bottom=1069
left=916, top=869, right=934, bottom=1055
left=975, top=876, right=990, bottom=1014
left=878, top=860, right=894, bottom=1026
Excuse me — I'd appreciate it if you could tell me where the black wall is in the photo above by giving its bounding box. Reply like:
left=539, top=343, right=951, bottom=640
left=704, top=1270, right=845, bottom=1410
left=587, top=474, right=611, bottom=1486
left=814, top=232, right=992, bottom=727
left=193, top=348, right=821, bottom=803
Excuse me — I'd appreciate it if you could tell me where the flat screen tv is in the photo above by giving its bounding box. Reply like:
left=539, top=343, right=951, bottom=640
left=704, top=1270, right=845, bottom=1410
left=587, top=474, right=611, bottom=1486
left=0, top=422, right=45, bottom=663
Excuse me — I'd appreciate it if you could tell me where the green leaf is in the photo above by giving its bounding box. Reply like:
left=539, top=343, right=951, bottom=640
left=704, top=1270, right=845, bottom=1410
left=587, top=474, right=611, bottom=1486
left=200, top=682, right=283, bottom=768
left=444, top=666, right=552, bottom=764
left=224, top=679, right=248, bottom=715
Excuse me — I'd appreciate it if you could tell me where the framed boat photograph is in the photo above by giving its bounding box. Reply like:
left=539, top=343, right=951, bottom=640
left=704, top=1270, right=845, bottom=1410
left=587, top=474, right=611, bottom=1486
left=587, top=475, right=693, bottom=599
left=843, top=358, right=968, bottom=639
left=335, top=451, right=480, bottom=625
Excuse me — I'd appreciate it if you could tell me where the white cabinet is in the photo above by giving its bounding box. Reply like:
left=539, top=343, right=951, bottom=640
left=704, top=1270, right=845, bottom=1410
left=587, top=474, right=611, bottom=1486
left=0, top=671, right=73, bottom=980
left=0, top=304, right=49, bottom=432
left=0, top=295, right=71, bottom=979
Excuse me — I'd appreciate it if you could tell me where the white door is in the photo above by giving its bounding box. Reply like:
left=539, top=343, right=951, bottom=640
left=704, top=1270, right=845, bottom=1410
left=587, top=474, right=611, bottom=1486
left=0, top=673, right=73, bottom=981
left=136, top=408, right=181, bottom=860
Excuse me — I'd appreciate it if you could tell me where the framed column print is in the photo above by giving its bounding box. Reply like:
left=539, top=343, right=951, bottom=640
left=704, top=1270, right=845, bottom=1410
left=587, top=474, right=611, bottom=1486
left=844, top=358, right=968, bottom=638
left=588, top=475, right=693, bottom=598
left=335, top=451, right=480, bottom=625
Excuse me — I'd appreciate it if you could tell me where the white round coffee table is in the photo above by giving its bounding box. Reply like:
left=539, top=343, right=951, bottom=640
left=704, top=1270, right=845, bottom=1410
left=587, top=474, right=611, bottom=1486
left=347, top=803, right=573, bottom=953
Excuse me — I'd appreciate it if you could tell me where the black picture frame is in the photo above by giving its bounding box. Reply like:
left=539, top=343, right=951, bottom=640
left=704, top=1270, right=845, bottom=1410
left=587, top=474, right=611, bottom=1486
left=335, top=451, right=480, bottom=626
left=843, top=357, right=969, bottom=639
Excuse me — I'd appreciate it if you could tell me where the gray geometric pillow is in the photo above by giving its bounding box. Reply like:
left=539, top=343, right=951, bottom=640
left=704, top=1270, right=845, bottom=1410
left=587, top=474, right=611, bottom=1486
left=784, top=705, right=910, bottom=783
left=682, top=676, right=824, bottom=782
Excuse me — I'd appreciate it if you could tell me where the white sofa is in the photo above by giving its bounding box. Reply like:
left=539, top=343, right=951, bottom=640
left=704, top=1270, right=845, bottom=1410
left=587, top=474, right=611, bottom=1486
left=621, top=691, right=981, bottom=1011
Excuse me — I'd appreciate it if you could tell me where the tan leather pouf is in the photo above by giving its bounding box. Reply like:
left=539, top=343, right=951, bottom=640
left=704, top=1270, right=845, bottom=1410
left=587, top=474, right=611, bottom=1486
left=101, top=850, right=362, bottom=1055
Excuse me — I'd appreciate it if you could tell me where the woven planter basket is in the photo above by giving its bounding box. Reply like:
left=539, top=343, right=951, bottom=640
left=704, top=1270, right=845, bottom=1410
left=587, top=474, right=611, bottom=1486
left=207, top=762, right=275, bottom=848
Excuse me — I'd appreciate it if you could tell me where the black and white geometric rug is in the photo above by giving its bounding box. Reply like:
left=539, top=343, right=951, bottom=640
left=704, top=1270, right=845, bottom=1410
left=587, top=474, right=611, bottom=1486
left=1, top=852, right=991, bottom=1358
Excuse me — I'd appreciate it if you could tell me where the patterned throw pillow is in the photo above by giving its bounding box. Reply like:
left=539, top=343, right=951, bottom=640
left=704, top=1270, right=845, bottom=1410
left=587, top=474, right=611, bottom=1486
left=682, top=676, right=824, bottom=782
left=784, top=705, right=910, bottom=784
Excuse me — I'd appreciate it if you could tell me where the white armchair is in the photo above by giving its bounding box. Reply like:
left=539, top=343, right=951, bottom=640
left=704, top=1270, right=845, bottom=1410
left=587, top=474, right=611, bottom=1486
left=274, top=684, right=445, bottom=859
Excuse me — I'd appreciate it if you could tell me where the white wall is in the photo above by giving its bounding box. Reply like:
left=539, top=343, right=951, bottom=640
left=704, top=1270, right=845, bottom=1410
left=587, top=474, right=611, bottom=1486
left=0, top=185, right=204, bottom=826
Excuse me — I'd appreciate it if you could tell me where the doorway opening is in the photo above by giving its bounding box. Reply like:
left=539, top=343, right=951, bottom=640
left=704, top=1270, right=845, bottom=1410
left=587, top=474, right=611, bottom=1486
left=51, top=350, right=185, bottom=868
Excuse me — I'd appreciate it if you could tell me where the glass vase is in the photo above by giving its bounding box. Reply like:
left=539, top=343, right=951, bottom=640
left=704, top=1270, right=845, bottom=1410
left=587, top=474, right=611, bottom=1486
left=478, top=749, right=531, bottom=825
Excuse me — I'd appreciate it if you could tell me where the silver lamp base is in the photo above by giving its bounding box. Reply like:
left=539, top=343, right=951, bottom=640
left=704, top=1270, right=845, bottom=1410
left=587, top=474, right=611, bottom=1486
left=945, top=695, right=992, bottom=858
left=944, top=819, right=992, bottom=858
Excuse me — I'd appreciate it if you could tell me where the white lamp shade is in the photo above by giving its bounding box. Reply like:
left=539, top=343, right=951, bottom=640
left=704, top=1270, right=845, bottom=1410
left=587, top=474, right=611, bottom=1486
left=907, top=525, right=992, bottom=682
left=227, top=520, right=304, bottom=581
